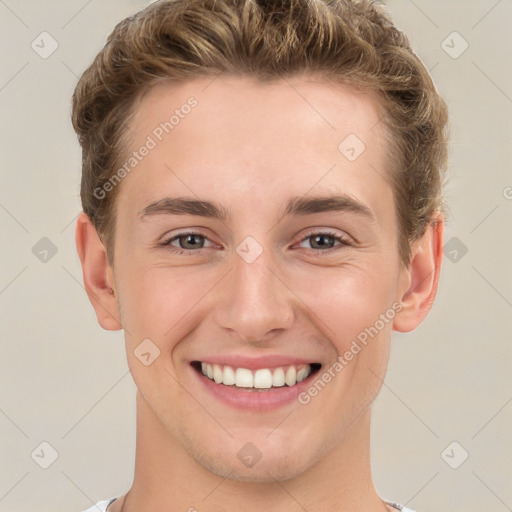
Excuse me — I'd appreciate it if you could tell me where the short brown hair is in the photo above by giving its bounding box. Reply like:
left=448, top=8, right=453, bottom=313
left=72, top=0, right=449, bottom=267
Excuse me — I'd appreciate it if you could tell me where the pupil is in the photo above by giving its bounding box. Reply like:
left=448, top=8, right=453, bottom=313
left=178, top=234, right=335, bottom=250
left=183, top=234, right=203, bottom=249
left=313, top=234, right=334, bottom=249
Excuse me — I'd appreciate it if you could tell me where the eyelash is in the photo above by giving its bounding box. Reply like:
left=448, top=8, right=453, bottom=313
left=160, top=229, right=352, bottom=256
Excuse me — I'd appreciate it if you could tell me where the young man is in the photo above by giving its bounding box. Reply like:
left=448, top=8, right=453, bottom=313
left=73, top=1, right=448, bottom=511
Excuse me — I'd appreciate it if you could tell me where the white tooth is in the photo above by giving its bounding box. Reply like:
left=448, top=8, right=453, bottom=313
left=285, top=366, right=297, bottom=386
left=272, top=367, right=285, bottom=387
left=213, top=364, right=223, bottom=383
left=201, top=362, right=207, bottom=375
left=296, top=365, right=310, bottom=383
left=223, top=365, right=235, bottom=385
left=206, top=364, right=214, bottom=379
left=254, top=369, right=273, bottom=389
left=235, top=368, right=253, bottom=388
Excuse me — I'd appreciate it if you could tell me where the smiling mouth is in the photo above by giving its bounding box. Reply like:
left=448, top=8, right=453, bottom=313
left=191, top=361, right=322, bottom=391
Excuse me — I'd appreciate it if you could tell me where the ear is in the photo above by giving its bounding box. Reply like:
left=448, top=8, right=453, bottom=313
left=393, top=213, right=444, bottom=332
left=75, top=212, right=122, bottom=331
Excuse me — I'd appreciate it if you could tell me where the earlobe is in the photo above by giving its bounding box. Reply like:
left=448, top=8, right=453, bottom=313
left=393, top=214, right=444, bottom=333
left=75, top=212, right=122, bottom=331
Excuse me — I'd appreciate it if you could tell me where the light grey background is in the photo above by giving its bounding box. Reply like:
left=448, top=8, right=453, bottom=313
left=0, top=1, right=511, bottom=511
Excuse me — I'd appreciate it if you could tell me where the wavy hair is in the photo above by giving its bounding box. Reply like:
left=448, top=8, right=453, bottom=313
left=72, top=0, right=449, bottom=266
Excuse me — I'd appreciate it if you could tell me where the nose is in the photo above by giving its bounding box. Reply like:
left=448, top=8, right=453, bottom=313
left=213, top=243, right=295, bottom=343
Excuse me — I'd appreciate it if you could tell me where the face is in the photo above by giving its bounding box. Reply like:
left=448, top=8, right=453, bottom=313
left=92, top=75, right=419, bottom=482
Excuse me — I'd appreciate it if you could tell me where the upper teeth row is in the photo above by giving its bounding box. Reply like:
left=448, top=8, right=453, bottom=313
left=200, top=362, right=312, bottom=388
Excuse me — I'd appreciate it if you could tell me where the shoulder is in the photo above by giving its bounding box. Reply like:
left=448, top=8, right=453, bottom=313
left=385, top=501, right=418, bottom=512
left=79, top=497, right=117, bottom=512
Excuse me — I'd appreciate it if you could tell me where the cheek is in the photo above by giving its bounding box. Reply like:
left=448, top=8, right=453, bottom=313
left=291, top=261, right=398, bottom=349
left=291, top=263, right=396, bottom=403
left=117, top=265, right=204, bottom=409
left=118, top=254, right=398, bottom=347
left=288, top=266, right=395, bottom=437
left=115, top=263, right=204, bottom=347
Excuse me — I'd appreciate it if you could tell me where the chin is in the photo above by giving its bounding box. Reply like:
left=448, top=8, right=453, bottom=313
left=184, top=435, right=311, bottom=483
left=201, top=455, right=307, bottom=483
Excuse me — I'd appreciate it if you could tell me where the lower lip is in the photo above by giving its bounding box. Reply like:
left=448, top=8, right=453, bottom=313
left=190, top=364, right=320, bottom=412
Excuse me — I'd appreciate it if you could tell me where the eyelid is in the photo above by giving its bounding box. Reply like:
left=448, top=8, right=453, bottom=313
left=160, top=228, right=217, bottom=248
left=295, top=227, right=353, bottom=246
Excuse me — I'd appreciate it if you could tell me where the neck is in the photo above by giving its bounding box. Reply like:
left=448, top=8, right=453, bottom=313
left=118, top=392, right=388, bottom=512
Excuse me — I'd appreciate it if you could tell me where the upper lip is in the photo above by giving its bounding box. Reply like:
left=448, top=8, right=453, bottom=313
left=192, top=354, right=320, bottom=370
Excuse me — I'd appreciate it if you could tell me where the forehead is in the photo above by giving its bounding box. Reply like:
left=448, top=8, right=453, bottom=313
left=131, top=74, right=386, bottom=150
left=118, top=74, right=392, bottom=224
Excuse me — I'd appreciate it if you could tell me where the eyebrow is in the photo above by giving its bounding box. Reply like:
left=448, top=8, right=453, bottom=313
left=138, top=194, right=375, bottom=222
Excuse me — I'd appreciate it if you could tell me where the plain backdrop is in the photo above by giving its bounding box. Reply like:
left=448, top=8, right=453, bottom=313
left=0, top=1, right=511, bottom=511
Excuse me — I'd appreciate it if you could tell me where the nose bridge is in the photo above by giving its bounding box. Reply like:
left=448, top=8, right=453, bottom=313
left=214, top=238, right=295, bottom=342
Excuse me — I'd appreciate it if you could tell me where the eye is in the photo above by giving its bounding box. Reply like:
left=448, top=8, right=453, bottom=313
left=297, top=230, right=352, bottom=253
left=159, top=229, right=352, bottom=256
left=160, top=231, right=215, bottom=254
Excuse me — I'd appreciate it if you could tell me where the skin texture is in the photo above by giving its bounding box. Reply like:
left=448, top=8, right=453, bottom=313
left=75, top=74, right=443, bottom=512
